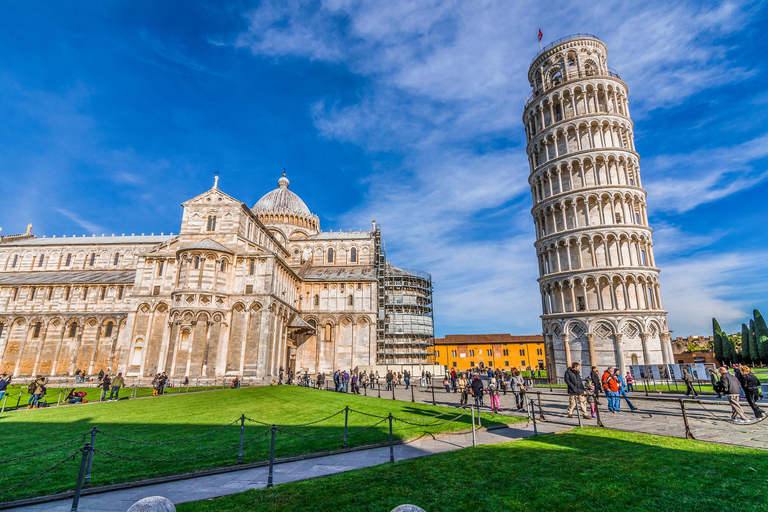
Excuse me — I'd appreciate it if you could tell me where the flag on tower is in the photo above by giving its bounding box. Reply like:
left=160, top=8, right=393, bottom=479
left=538, top=28, right=543, bottom=50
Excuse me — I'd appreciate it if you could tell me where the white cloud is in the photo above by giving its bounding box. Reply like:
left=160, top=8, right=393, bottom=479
left=53, top=208, right=104, bottom=234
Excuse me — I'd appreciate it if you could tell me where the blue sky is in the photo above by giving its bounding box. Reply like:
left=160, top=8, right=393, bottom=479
left=1, top=1, right=767, bottom=337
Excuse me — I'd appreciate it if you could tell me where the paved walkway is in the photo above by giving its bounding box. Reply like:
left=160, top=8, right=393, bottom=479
left=7, top=422, right=563, bottom=512
left=371, top=383, right=768, bottom=449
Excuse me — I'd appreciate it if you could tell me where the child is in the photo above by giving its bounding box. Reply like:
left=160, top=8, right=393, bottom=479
left=488, top=378, right=501, bottom=412
left=585, top=380, right=597, bottom=418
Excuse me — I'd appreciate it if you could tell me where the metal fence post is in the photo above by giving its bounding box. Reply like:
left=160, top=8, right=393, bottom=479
left=16, top=391, right=23, bottom=409
left=1, top=393, right=7, bottom=413
left=530, top=400, right=538, bottom=435
left=71, top=442, right=91, bottom=512
left=411, top=384, right=415, bottom=403
left=431, top=382, right=436, bottom=406
left=537, top=393, right=546, bottom=421
left=343, top=406, right=349, bottom=448
left=594, top=398, right=604, bottom=428
left=364, top=384, right=367, bottom=397
left=577, top=407, right=583, bottom=428
left=238, top=414, right=245, bottom=464
left=388, top=413, right=394, bottom=463
left=470, top=406, right=477, bottom=446
left=378, top=383, right=381, bottom=398
left=84, top=427, right=97, bottom=486
left=644, top=379, right=649, bottom=397
left=392, top=383, right=396, bottom=400
left=57, top=391, right=63, bottom=407
left=680, top=399, right=695, bottom=440
left=267, top=425, right=276, bottom=487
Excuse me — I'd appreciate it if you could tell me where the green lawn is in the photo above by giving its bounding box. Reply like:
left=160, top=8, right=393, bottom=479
left=0, top=386, right=514, bottom=503
left=179, top=428, right=768, bottom=512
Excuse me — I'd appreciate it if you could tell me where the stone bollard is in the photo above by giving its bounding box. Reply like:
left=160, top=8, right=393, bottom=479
left=127, top=496, right=176, bottom=512
left=391, top=506, right=426, bottom=512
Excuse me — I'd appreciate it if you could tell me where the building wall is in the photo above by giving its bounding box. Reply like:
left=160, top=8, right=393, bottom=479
left=434, top=336, right=546, bottom=372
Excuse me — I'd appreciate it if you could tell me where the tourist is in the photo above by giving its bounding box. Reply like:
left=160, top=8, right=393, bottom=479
left=682, top=367, right=697, bottom=398
left=734, top=363, right=746, bottom=399
left=232, top=376, right=240, bottom=389
left=564, top=363, right=590, bottom=419
left=350, top=373, right=359, bottom=394
left=450, top=368, right=457, bottom=393
left=603, top=368, right=621, bottom=413
left=509, top=368, right=525, bottom=410
left=487, top=367, right=494, bottom=381
left=488, top=378, right=501, bottom=412
left=27, top=375, right=47, bottom=409
left=601, top=368, right=612, bottom=396
left=740, top=367, right=763, bottom=419
left=159, top=372, right=168, bottom=394
left=151, top=373, right=160, bottom=396
left=98, top=369, right=105, bottom=382
left=404, top=369, right=410, bottom=389
left=718, top=367, right=748, bottom=422
left=709, top=369, right=721, bottom=398
left=590, top=366, right=601, bottom=395
left=426, top=371, right=432, bottom=385
left=75, top=369, right=82, bottom=383
left=585, top=380, right=598, bottom=418
left=109, top=372, right=124, bottom=400
left=100, top=374, right=112, bottom=400
left=342, top=370, right=350, bottom=393
left=470, top=373, right=484, bottom=407
left=317, top=372, right=325, bottom=390
left=456, top=373, right=468, bottom=406
left=386, top=370, right=393, bottom=391
left=443, top=376, right=451, bottom=393
left=615, top=369, right=637, bottom=412
left=0, top=373, right=9, bottom=403
left=67, top=389, right=85, bottom=404
left=625, top=372, right=635, bottom=392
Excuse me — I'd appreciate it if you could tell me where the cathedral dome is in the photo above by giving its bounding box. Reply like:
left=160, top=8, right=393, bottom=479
left=252, top=174, right=312, bottom=216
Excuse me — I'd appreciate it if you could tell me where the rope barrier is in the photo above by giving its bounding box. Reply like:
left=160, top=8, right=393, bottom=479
left=694, top=400, right=768, bottom=425
left=393, top=410, right=467, bottom=428
left=0, top=434, right=85, bottom=464
left=0, top=450, right=79, bottom=498
left=275, top=418, right=388, bottom=439
left=95, top=419, right=240, bottom=445
left=245, top=408, right=345, bottom=428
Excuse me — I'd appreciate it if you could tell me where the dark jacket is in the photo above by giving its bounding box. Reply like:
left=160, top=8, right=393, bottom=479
left=590, top=370, right=601, bottom=390
left=470, top=377, right=483, bottom=396
left=564, top=367, right=585, bottom=395
left=743, top=373, right=761, bottom=391
left=735, top=368, right=745, bottom=386
left=719, top=373, right=742, bottom=395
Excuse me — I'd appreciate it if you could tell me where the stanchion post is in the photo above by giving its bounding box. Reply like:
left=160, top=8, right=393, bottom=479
left=411, top=384, right=415, bottom=403
left=530, top=400, right=538, bottom=435
left=71, top=442, right=92, bottom=512
left=388, top=413, right=394, bottom=463
left=238, top=414, right=245, bottom=464
left=343, top=406, right=349, bottom=448
left=577, top=407, right=583, bottom=428
left=267, top=425, right=276, bottom=487
left=1, top=393, right=8, bottom=413
left=644, top=379, right=649, bottom=397
left=470, top=405, right=477, bottom=446
left=431, top=381, right=436, bottom=406
left=477, top=404, right=482, bottom=428
left=57, top=391, right=63, bottom=407
left=392, top=383, right=396, bottom=401
left=16, top=391, right=23, bottom=409
left=378, top=383, right=381, bottom=398
left=84, top=427, right=97, bottom=486
left=549, top=380, right=553, bottom=392
left=537, top=392, right=545, bottom=421
left=594, top=398, right=604, bottom=428
left=679, top=399, right=695, bottom=440
left=364, top=384, right=367, bottom=397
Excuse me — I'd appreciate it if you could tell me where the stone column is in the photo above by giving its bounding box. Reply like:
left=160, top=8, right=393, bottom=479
left=562, top=333, right=572, bottom=368
left=614, top=333, right=626, bottom=375
left=640, top=333, right=651, bottom=365
left=660, top=331, right=672, bottom=366
left=586, top=333, right=597, bottom=368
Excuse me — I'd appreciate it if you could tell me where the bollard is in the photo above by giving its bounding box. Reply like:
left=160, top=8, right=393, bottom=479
left=364, top=384, right=367, bottom=397
left=644, top=379, right=649, bottom=397
left=238, top=414, right=245, bottom=464
left=530, top=400, right=538, bottom=435
left=411, top=384, right=415, bottom=403
left=577, top=408, right=583, bottom=428
left=594, top=399, right=604, bottom=428
left=470, top=405, right=477, bottom=446
left=679, top=399, right=695, bottom=440
left=267, top=425, right=276, bottom=487
left=537, top=393, right=546, bottom=421
left=388, top=413, right=394, bottom=463
left=84, top=427, right=97, bottom=486
left=71, top=442, right=91, bottom=512
left=16, top=391, right=23, bottom=409
left=378, top=383, right=381, bottom=398
left=549, top=380, right=553, bottom=392
left=392, top=384, right=396, bottom=401
left=57, top=390, right=63, bottom=407
left=343, top=406, right=349, bottom=448
left=431, top=382, right=436, bottom=406
left=1, top=393, right=8, bottom=413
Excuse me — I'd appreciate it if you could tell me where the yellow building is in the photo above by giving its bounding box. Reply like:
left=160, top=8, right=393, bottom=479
left=433, top=334, right=545, bottom=372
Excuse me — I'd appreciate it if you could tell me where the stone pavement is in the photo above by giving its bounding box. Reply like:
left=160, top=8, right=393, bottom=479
left=366, top=382, right=768, bottom=449
left=7, top=421, right=563, bottom=512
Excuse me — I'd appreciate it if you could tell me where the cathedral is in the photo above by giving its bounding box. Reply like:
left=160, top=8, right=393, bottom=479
left=0, top=175, right=435, bottom=380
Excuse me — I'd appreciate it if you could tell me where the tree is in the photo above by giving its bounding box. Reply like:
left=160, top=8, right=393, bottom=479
left=741, top=323, right=752, bottom=364
left=755, top=310, right=768, bottom=364
left=722, top=334, right=735, bottom=365
left=712, top=318, right=724, bottom=364
left=749, top=319, right=760, bottom=365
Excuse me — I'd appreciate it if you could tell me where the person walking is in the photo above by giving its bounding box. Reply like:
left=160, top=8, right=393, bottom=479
left=740, top=367, right=764, bottom=419
left=443, top=376, right=451, bottom=393
left=100, top=374, right=112, bottom=400
left=0, top=373, right=9, bottom=403
left=151, top=373, right=160, bottom=396
left=509, top=368, right=525, bottom=410
left=27, top=375, right=47, bottom=409
left=458, top=373, right=469, bottom=406
left=603, top=368, right=621, bottom=412
left=404, top=370, right=410, bottom=389
left=564, top=363, right=590, bottom=419
left=351, top=373, right=359, bottom=395
left=471, top=373, right=484, bottom=408
left=159, top=372, right=168, bottom=395
left=682, top=367, right=697, bottom=398
left=590, top=366, right=601, bottom=395
left=342, top=370, right=350, bottom=393
left=109, top=373, right=124, bottom=400
left=386, top=370, right=393, bottom=391
left=718, top=367, right=748, bottom=422
left=615, top=369, right=638, bottom=411
left=585, top=380, right=598, bottom=418
left=488, top=378, right=501, bottom=412
left=709, top=369, right=722, bottom=398
left=625, top=372, right=635, bottom=392
left=450, top=368, right=457, bottom=393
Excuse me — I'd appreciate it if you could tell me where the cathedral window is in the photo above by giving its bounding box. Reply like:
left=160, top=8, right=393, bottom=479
left=327, top=248, right=334, bottom=263
left=12, top=255, right=18, bottom=268
left=157, top=260, right=164, bottom=276
left=47, top=287, right=52, bottom=300
left=89, top=253, right=96, bottom=266
left=12, top=288, right=18, bottom=301
left=350, top=247, right=357, bottom=263
left=100, top=286, right=106, bottom=300
left=117, top=286, right=123, bottom=300
left=65, top=287, right=70, bottom=301
left=29, top=287, right=36, bottom=300
left=38, top=254, right=45, bottom=267
left=65, top=253, right=72, bottom=266
left=194, top=257, right=200, bottom=269
left=220, top=260, right=226, bottom=271
left=348, top=295, right=354, bottom=306
left=32, top=322, right=41, bottom=338
left=357, top=283, right=362, bottom=290
left=249, top=259, right=255, bottom=276
left=0, top=323, right=4, bottom=340
left=324, top=323, right=333, bottom=342
left=114, top=253, right=120, bottom=265
left=69, top=322, right=77, bottom=338
left=83, top=287, right=89, bottom=300
left=314, top=295, right=319, bottom=306
left=206, top=216, right=217, bottom=232
left=131, top=342, right=143, bottom=365
left=105, top=321, right=113, bottom=337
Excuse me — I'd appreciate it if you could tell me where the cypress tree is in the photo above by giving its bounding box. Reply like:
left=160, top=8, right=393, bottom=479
left=755, top=310, right=768, bottom=363
left=722, top=334, right=734, bottom=365
left=749, top=319, right=760, bottom=365
left=712, top=318, right=723, bottom=364
left=741, top=323, right=752, bottom=364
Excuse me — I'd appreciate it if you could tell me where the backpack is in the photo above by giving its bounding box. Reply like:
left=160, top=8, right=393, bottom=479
left=28, top=381, right=37, bottom=394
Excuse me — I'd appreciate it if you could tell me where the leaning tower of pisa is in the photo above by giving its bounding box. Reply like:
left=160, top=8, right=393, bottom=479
left=522, top=34, right=673, bottom=378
